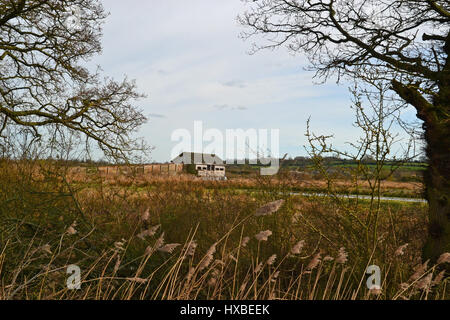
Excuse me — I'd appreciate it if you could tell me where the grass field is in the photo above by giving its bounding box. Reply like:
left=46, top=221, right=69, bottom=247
left=0, top=160, right=448, bottom=300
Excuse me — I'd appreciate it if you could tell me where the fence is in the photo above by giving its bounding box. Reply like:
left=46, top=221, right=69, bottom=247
left=69, top=164, right=184, bottom=177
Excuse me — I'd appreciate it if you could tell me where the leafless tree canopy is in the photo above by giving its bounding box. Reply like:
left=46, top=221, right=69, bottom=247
left=0, top=0, right=147, bottom=160
left=240, top=0, right=450, bottom=262
left=240, top=0, right=448, bottom=105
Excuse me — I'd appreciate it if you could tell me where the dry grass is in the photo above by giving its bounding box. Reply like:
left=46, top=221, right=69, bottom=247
left=0, top=160, right=447, bottom=300
left=66, top=166, right=423, bottom=199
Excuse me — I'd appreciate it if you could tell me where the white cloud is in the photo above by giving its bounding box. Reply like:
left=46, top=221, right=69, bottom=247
left=92, top=0, right=368, bottom=162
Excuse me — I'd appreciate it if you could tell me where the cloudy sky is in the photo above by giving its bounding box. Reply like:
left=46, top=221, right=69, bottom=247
left=89, top=0, right=418, bottom=163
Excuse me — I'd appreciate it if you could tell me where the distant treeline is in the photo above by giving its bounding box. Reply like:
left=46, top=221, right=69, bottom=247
left=282, top=157, right=428, bottom=168
left=227, top=156, right=428, bottom=169
left=0, top=156, right=428, bottom=170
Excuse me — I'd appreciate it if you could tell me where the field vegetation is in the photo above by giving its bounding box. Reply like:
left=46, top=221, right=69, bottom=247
left=0, top=160, right=448, bottom=300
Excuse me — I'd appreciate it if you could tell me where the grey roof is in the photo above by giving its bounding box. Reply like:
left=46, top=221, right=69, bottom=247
left=171, top=152, right=224, bottom=165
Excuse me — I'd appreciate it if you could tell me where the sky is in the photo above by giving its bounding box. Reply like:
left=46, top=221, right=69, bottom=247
left=89, top=0, right=419, bottom=163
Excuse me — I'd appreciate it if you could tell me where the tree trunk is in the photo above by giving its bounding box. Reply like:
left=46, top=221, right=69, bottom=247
left=391, top=78, right=450, bottom=264
left=420, top=61, right=450, bottom=262
left=421, top=111, right=450, bottom=263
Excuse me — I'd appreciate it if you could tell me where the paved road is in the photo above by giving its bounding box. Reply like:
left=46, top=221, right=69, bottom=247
left=294, top=192, right=427, bottom=203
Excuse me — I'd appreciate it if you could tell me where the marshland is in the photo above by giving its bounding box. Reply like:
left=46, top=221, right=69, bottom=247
left=0, top=158, right=447, bottom=300
left=0, top=0, right=449, bottom=301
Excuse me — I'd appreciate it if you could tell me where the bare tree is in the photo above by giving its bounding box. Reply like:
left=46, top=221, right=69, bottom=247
left=0, top=0, right=147, bottom=161
left=239, top=0, right=450, bottom=262
left=306, top=81, right=418, bottom=254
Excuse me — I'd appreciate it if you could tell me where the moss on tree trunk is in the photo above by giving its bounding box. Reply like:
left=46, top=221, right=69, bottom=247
left=422, top=93, right=450, bottom=263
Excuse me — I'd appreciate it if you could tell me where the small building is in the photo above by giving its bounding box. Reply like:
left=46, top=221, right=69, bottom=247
left=171, top=152, right=226, bottom=180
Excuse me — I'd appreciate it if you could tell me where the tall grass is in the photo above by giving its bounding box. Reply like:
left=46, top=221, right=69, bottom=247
left=0, top=160, right=448, bottom=300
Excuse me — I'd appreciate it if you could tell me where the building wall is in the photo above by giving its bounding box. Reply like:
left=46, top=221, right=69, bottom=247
left=71, top=163, right=228, bottom=179
left=75, top=164, right=184, bottom=177
left=196, top=165, right=226, bottom=178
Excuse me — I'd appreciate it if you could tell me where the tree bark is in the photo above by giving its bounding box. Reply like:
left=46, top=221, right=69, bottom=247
left=422, top=108, right=450, bottom=263
left=422, top=34, right=450, bottom=263
left=392, top=79, right=450, bottom=263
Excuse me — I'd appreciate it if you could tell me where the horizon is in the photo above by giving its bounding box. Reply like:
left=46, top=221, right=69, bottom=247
left=88, top=0, right=421, bottom=163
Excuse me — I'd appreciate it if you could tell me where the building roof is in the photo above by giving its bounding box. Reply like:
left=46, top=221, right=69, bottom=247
left=171, top=152, right=224, bottom=165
